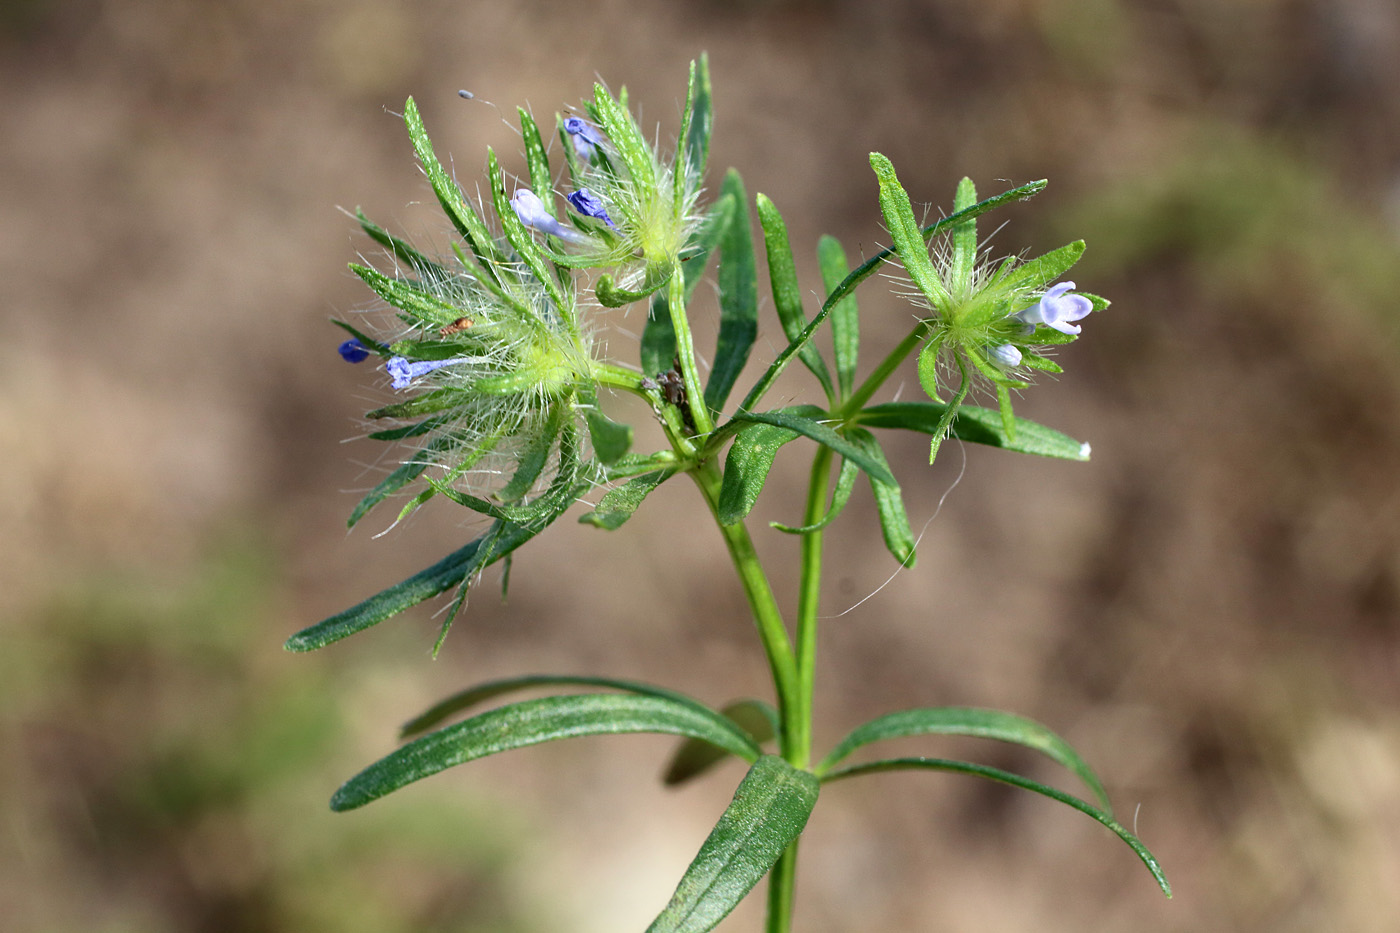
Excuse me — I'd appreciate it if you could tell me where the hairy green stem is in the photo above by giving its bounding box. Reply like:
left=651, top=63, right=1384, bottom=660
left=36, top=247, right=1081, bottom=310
left=664, top=270, right=716, bottom=436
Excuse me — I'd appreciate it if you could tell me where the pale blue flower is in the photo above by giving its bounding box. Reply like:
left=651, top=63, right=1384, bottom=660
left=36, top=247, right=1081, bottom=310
left=563, top=117, right=602, bottom=160
left=510, top=188, right=587, bottom=244
left=988, top=343, right=1023, bottom=369
left=338, top=338, right=370, bottom=363
left=1011, top=281, right=1093, bottom=335
left=386, top=356, right=470, bottom=390
left=567, top=188, right=616, bottom=228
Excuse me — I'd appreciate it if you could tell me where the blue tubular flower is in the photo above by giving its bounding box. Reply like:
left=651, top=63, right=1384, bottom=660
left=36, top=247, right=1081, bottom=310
left=563, top=116, right=602, bottom=160
left=988, top=343, right=1023, bottom=369
left=567, top=188, right=616, bottom=228
left=386, top=355, right=473, bottom=390
left=1012, top=281, right=1094, bottom=335
left=510, top=188, right=587, bottom=244
left=338, top=338, right=370, bottom=363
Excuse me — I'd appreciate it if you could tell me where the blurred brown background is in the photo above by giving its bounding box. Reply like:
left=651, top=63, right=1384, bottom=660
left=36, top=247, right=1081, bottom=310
left=4, top=0, right=1400, bottom=930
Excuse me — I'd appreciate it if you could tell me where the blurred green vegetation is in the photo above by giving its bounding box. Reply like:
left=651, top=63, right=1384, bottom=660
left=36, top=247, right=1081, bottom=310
left=3, top=539, right=540, bottom=933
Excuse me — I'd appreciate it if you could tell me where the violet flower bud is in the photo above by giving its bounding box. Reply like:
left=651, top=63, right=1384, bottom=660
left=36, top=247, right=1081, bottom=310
left=338, top=338, right=370, bottom=363
left=563, top=117, right=602, bottom=160
left=988, top=343, right=1023, bottom=369
left=567, top=188, right=616, bottom=228
left=510, top=188, right=587, bottom=244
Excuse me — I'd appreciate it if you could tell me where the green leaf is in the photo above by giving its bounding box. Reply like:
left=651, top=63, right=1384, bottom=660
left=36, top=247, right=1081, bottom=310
left=815, top=706, right=1109, bottom=810
left=716, top=409, right=821, bottom=525
left=517, top=107, right=553, bottom=207
left=731, top=410, right=896, bottom=487
left=350, top=264, right=464, bottom=326
left=678, top=54, right=713, bottom=206
left=646, top=756, right=819, bottom=933
left=590, top=83, right=655, bottom=197
left=817, top=235, right=859, bottom=398
left=494, top=402, right=565, bottom=503
left=402, top=97, right=508, bottom=284
left=949, top=176, right=978, bottom=295
left=870, top=153, right=951, bottom=311
left=705, top=170, right=758, bottom=413
left=847, top=427, right=916, bottom=565
left=330, top=694, right=763, bottom=811
left=821, top=757, right=1170, bottom=898
left=663, top=699, right=780, bottom=786
left=857, top=401, right=1092, bottom=461
left=996, top=240, right=1086, bottom=293
left=579, top=468, right=677, bottom=530
left=756, top=193, right=834, bottom=399
left=283, top=517, right=542, bottom=652
left=399, top=674, right=728, bottom=739
left=346, top=430, right=457, bottom=528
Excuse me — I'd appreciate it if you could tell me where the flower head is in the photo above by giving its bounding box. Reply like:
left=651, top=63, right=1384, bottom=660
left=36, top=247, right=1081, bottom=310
left=1011, top=281, right=1093, bottom=335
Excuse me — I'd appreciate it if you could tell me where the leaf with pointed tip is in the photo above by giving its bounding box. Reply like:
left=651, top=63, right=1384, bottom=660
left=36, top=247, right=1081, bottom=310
left=646, top=756, right=819, bottom=933
left=402, top=97, right=508, bottom=284
left=821, top=756, right=1170, bottom=897
left=756, top=193, right=834, bottom=398
left=948, top=176, right=978, bottom=295
left=679, top=55, right=712, bottom=192
left=997, top=240, right=1086, bottom=293
left=705, top=171, right=758, bottom=414
left=399, top=674, right=725, bottom=739
left=351, top=264, right=465, bottom=327
left=772, top=455, right=858, bottom=535
left=579, top=468, right=676, bottom=530
left=284, top=517, right=544, bottom=652
left=664, top=699, right=781, bottom=786
left=816, top=706, right=1109, bottom=810
left=857, top=401, right=1091, bottom=461
left=355, top=209, right=456, bottom=285
left=818, top=235, right=859, bottom=398
left=330, top=693, right=763, bottom=811
left=846, top=427, right=916, bottom=565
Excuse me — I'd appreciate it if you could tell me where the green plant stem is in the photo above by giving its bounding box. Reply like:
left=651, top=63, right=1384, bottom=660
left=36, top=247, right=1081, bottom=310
left=689, top=461, right=797, bottom=732
left=791, top=446, right=832, bottom=769
left=665, top=270, right=716, bottom=436
left=765, top=840, right=800, bottom=933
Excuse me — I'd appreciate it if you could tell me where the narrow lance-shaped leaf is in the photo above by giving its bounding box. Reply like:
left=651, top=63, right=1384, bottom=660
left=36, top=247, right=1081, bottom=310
left=870, top=153, right=951, bottom=311
left=821, top=757, right=1170, bottom=897
left=402, top=97, right=509, bottom=284
left=717, top=419, right=804, bottom=526
left=355, top=209, right=457, bottom=285
left=857, top=401, right=1092, bottom=461
left=351, top=263, right=466, bottom=327
left=400, top=674, right=731, bottom=739
left=517, top=107, right=553, bottom=207
left=756, top=193, right=834, bottom=399
left=846, top=427, right=916, bottom=565
left=646, top=756, right=819, bottom=933
left=679, top=54, right=713, bottom=195
left=330, top=693, right=764, bottom=811
left=488, top=149, right=571, bottom=315
left=579, top=467, right=677, bottom=530
left=817, top=234, right=859, bottom=398
left=284, top=516, right=545, bottom=652
left=705, top=170, right=758, bottom=413
left=948, top=176, right=979, bottom=295
left=815, top=705, right=1109, bottom=810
